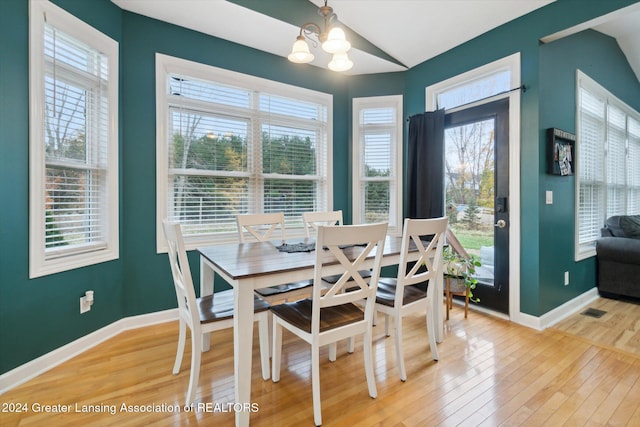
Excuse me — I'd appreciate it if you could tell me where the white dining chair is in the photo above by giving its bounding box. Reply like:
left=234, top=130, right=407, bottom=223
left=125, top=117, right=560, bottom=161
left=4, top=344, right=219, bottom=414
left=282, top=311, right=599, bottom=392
left=236, top=212, right=287, bottom=243
left=162, top=220, right=270, bottom=405
left=375, top=217, right=448, bottom=381
left=302, top=210, right=343, bottom=238
left=302, top=210, right=369, bottom=359
left=271, top=222, right=388, bottom=426
left=237, top=213, right=313, bottom=304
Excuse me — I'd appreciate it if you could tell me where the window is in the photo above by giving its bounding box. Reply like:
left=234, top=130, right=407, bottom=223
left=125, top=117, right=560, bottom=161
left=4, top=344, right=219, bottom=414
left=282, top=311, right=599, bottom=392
left=352, top=96, right=402, bottom=235
left=576, top=70, right=640, bottom=260
left=29, top=0, right=119, bottom=278
left=434, top=70, right=510, bottom=110
left=156, top=54, right=332, bottom=250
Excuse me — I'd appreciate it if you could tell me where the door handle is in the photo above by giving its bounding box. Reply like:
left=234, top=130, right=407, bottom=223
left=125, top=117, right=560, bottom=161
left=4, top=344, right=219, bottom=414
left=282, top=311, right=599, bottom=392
left=495, top=219, right=507, bottom=228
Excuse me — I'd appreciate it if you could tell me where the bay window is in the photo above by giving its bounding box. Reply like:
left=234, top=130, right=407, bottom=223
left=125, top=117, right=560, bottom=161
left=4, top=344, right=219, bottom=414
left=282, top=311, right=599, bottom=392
left=156, top=55, right=332, bottom=250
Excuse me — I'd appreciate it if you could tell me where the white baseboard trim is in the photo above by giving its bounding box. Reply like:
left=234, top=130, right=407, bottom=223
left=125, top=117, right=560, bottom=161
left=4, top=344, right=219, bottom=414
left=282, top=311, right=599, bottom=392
left=540, top=287, right=600, bottom=329
left=0, top=309, right=178, bottom=395
left=511, top=287, right=600, bottom=331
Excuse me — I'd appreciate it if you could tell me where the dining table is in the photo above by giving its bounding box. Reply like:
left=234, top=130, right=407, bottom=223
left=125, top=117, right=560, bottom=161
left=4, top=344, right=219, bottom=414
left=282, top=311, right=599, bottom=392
left=197, top=235, right=444, bottom=427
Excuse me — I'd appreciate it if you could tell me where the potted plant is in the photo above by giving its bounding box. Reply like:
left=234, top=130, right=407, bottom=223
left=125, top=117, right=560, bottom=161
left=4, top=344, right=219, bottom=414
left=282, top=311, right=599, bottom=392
left=443, top=246, right=481, bottom=303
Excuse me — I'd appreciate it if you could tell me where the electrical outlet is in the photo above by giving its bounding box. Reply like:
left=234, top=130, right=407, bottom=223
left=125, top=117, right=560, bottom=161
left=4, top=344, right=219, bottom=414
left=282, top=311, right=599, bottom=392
left=80, top=290, right=94, bottom=314
left=80, top=296, right=90, bottom=313
left=564, top=271, right=569, bottom=286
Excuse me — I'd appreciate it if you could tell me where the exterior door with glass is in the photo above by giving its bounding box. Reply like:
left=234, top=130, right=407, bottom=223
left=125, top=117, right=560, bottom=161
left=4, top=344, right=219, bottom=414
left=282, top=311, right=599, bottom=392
left=444, top=98, right=509, bottom=314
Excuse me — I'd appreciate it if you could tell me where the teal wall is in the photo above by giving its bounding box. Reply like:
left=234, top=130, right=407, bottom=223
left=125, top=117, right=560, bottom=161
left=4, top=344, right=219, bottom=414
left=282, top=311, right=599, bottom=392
left=538, top=29, right=640, bottom=314
left=1, top=0, right=639, bottom=375
left=0, top=0, right=125, bottom=375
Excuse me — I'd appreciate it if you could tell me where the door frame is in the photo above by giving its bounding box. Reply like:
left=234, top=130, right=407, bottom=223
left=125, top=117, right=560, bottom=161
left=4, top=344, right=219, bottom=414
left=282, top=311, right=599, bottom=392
left=426, top=52, right=521, bottom=322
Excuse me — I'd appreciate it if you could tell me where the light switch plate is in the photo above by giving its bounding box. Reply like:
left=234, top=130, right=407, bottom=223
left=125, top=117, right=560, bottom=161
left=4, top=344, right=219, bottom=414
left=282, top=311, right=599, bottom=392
left=546, top=190, right=553, bottom=205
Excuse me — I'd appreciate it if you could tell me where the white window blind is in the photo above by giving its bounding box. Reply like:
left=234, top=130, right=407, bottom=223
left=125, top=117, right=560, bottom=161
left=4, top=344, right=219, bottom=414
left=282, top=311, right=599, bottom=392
left=157, top=55, right=332, bottom=249
left=44, top=25, right=109, bottom=253
left=352, top=96, right=402, bottom=235
left=30, top=0, right=119, bottom=277
left=628, top=117, right=640, bottom=213
left=577, top=85, right=606, bottom=249
left=576, top=70, right=640, bottom=259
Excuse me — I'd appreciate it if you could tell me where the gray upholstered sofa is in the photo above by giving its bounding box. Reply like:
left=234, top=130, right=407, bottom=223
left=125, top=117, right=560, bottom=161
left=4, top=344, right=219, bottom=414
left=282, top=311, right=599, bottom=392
left=596, top=215, right=640, bottom=298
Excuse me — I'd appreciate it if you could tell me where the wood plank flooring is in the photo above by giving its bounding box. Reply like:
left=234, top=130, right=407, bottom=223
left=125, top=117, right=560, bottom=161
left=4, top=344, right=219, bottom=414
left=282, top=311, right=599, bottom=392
left=2, top=301, right=640, bottom=426
left=552, top=296, right=640, bottom=357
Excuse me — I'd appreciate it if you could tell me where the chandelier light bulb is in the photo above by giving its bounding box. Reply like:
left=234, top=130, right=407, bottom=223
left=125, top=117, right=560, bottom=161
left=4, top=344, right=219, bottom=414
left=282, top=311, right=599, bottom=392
left=288, top=36, right=314, bottom=63
left=322, top=27, right=351, bottom=54
left=328, top=51, right=353, bottom=72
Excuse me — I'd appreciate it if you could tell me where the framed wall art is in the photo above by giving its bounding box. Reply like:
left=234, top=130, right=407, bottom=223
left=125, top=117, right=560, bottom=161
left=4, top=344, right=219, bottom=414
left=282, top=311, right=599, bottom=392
left=547, top=128, right=575, bottom=176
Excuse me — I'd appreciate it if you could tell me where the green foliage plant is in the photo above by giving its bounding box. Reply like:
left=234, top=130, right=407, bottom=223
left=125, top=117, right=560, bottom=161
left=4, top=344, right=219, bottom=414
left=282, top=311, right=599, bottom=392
left=443, top=246, right=481, bottom=303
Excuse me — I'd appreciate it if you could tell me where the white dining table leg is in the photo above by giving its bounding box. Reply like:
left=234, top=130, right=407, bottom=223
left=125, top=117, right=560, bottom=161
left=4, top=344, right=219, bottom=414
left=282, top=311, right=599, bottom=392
left=199, top=258, right=215, bottom=352
left=234, top=282, right=254, bottom=427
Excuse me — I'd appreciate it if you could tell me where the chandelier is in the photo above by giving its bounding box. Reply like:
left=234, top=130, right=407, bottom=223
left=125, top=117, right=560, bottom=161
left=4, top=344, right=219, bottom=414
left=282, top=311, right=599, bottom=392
left=287, top=1, right=353, bottom=72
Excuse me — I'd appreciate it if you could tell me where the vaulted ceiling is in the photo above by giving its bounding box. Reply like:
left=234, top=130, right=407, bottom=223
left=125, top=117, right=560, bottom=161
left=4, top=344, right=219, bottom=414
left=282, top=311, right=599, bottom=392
left=112, top=0, right=639, bottom=81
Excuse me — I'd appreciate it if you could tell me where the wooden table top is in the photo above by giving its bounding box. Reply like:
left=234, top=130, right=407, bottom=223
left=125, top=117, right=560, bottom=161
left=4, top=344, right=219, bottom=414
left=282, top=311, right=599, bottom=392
left=197, top=236, right=407, bottom=280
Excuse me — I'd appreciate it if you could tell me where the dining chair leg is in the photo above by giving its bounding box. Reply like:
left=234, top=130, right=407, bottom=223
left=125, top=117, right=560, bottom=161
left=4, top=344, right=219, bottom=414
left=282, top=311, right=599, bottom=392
left=394, top=314, right=407, bottom=382
left=268, top=313, right=274, bottom=358
left=271, top=319, right=283, bottom=382
left=312, top=343, right=322, bottom=427
left=173, top=318, right=186, bottom=374
left=186, top=327, right=202, bottom=405
left=329, top=342, right=337, bottom=362
left=384, top=313, right=391, bottom=337
left=347, top=337, right=355, bottom=354
left=363, top=327, right=377, bottom=398
left=258, top=313, right=270, bottom=380
left=426, top=305, right=439, bottom=361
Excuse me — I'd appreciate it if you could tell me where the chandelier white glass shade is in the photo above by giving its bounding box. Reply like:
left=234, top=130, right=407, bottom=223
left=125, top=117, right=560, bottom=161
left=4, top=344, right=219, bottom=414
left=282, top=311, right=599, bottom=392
left=287, top=1, right=353, bottom=71
left=288, top=35, right=315, bottom=63
left=328, top=51, right=353, bottom=72
left=322, top=27, right=351, bottom=53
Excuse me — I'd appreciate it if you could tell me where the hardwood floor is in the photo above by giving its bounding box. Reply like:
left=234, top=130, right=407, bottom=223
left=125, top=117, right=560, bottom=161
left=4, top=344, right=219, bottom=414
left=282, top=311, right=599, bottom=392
left=552, top=296, right=640, bottom=357
left=2, top=302, right=640, bottom=426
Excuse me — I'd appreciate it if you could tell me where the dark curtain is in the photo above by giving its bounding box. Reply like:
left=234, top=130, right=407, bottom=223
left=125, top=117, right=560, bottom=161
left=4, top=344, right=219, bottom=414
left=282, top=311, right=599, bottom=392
left=407, top=109, right=445, bottom=219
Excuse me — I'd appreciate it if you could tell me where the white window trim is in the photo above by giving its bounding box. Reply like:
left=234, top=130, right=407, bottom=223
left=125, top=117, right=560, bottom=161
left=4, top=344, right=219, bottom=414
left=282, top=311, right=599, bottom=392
left=29, top=0, right=119, bottom=278
left=426, top=52, right=521, bottom=322
left=155, top=54, right=333, bottom=252
left=352, top=95, right=403, bottom=236
left=575, top=70, right=640, bottom=261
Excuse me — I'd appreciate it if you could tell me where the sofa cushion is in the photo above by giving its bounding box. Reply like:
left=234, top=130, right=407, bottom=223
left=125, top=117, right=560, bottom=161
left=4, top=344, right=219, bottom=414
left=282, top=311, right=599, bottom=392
left=604, top=216, right=627, bottom=237
left=619, top=215, right=640, bottom=239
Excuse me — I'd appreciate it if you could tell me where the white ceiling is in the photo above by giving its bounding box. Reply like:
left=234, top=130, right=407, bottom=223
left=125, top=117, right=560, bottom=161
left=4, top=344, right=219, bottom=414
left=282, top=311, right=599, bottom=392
left=112, top=0, right=639, bottom=80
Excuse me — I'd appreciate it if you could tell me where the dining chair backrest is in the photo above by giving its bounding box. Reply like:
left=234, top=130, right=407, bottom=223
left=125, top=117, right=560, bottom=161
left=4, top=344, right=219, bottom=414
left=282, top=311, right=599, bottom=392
left=312, top=222, right=388, bottom=321
left=163, top=221, right=197, bottom=329
left=236, top=212, right=286, bottom=243
left=396, top=217, right=448, bottom=301
left=302, top=210, right=343, bottom=238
